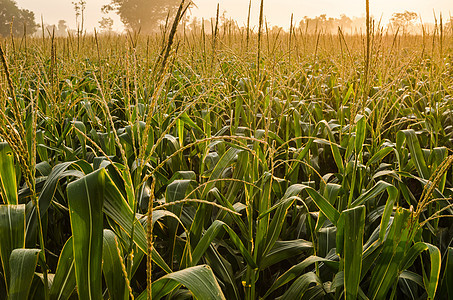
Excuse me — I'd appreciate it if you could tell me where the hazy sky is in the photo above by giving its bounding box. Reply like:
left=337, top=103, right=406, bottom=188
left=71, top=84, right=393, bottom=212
left=15, top=0, right=452, bottom=31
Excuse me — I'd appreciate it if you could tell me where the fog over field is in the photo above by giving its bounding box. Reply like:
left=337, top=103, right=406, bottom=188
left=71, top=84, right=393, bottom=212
left=15, top=0, right=453, bottom=32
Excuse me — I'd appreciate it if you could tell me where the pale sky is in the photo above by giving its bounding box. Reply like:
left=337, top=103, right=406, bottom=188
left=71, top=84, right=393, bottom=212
left=16, top=0, right=452, bottom=32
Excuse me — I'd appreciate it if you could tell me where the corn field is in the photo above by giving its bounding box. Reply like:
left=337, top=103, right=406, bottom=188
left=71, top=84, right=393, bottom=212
left=0, top=2, right=453, bottom=299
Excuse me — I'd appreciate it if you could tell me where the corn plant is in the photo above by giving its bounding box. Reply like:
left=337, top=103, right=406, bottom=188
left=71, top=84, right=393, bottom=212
left=0, top=2, right=452, bottom=299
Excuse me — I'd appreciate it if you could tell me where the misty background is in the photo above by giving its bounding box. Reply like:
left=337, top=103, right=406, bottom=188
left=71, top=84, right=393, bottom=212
left=3, top=0, right=453, bottom=37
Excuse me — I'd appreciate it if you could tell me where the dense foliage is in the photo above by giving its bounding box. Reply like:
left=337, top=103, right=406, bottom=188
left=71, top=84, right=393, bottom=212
left=0, top=0, right=37, bottom=37
left=102, top=0, right=182, bottom=33
left=0, top=13, right=452, bottom=300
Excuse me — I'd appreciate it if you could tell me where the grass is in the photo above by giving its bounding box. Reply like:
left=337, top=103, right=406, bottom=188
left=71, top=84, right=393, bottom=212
left=0, top=7, right=452, bottom=300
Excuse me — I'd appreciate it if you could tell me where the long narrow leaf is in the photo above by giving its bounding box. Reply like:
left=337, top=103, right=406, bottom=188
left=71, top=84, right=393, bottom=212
left=368, top=208, right=414, bottom=300
left=8, top=248, right=40, bottom=300
left=264, top=256, right=337, bottom=298
left=103, top=171, right=172, bottom=273
left=0, top=143, right=17, bottom=204
left=0, top=204, right=25, bottom=291
left=281, top=272, right=322, bottom=299
left=343, top=205, right=366, bottom=300
left=191, top=220, right=256, bottom=268
left=400, top=242, right=441, bottom=299
left=102, top=229, right=128, bottom=300
left=67, top=169, right=105, bottom=300
left=49, top=237, right=76, bottom=300
left=137, top=265, right=226, bottom=300
left=400, top=130, right=429, bottom=179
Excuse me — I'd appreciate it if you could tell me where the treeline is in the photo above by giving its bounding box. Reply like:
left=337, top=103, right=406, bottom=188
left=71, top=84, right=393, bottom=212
left=184, top=12, right=453, bottom=36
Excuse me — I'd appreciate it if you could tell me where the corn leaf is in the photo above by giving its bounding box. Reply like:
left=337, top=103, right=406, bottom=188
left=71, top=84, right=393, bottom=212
left=399, top=130, right=429, bottom=179
left=354, top=115, right=367, bottom=154
left=443, top=247, right=453, bottom=298
left=0, top=204, right=25, bottom=291
left=400, top=242, right=441, bottom=299
left=102, top=229, right=128, bottom=300
left=8, top=248, right=40, bottom=300
left=67, top=168, right=105, bottom=300
left=368, top=208, right=414, bottom=300
left=49, top=237, right=76, bottom=300
left=191, top=220, right=256, bottom=268
left=281, top=272, right=322, bottom=299
left=343, top=205, right=366, bottom=300
left=0, top=143, right=17, bottom=205
left=263, top=256, right=337, bottom=298
left=103, top=171, right=172, bottom=273
left=137, top=265, right=226, bottom=300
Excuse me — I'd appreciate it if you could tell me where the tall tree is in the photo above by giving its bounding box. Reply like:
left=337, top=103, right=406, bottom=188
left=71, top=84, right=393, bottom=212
left=103, top=0, right=182, bottom=33
left=0, top=0, right=37, bottom=37
left=57, top=20, right=68, bottom=36
left=99, top=17, right=114, bottom=32
left=389, top=11, right=418, bottom=34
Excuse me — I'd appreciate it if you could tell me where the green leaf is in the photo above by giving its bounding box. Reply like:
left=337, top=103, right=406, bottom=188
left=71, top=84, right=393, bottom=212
left=399, top=270, right=424, bottom=288
left=39, top=161, right=85, bottom=218
left=343, top=84, right=354, bottom=105
left=102, top=229, right=128, bottom=300
left=0, top=143, right=17, bottom=205
left=318, top=227, right=337, bottom=257
left=368, top=207, right=414, bottom=300
left=316, top=183, right=341, bottom=231
left=305, top=186, right=340, bottom=226
left=138, top=265, right=226, bottom=300
left=260, top=184, right=340, bottom=226
left=103, top=171, right=172, bottom=273
left=176, top=118, right=184, bottom=147
left=319, top=120, right=344, bottom=173
left=264, top=256, right=337, bottom=298
left=443, top=247, right=453, bottom=298
left=351, top=181, right=396, bottom=208
left=355, top=115, right=367, bottom=154
left=73, top=121, right=87, bottom=158
left=343, top=205, right=366, bottom=300
left=367, top=146, right=393, bottom=167
left=8, top=249, right=40, bottom=300
left=399, top=130, right=429, bottom=179
left=36, top=130, right=49, bottom=162
left=25, top=162, right=86, bottom=249
left=67, top=169, right=105, bottom=300
left=260, top=239, right=313, bottom=270
left=208, top=187, right=248, bottom=239
left=281, top=272, right=322, bottom=299
left=166, top=179, right=194, bottom=204
left=400, top=242, right=441, bottom=299
left=0, top=204, right=25, bottom=291
left=180, top=112, right=204, bottom=134
left=49, top=237, right=76, bottom=300
left=287, top=135, right=314, bottom=177
left=261, top=184, right=309, bottom=259
left=336, top=213, right=345, bottom=256
left=191, top=220, right=256, bottom=268
left=201, top=147, right=242, bottom=198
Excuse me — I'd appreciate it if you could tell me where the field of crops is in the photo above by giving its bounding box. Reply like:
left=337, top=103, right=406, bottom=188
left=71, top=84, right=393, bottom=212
left=0, top=9, right=453, bottom=300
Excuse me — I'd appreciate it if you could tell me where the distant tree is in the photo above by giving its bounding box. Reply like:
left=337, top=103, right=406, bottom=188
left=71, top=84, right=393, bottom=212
left=99, top=17, right=114, bottom=32
left=447, top=17, right=453, bottom=34
left=57, top=19, right=68, bottom=36
left=389, top=11, right=418, bottom=34
left=298, top=14, right=360, bottom=35
left=0, top=0, right=37, bottom=37
left=72, top=0, right=86, bottom=33
left=269, top=25, right=283, bottom=35
left=187, top=16, right=201, bottom=32
left=339, top=14, right=352, bottom=31
left=102, top=0, right=182, bottom=33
